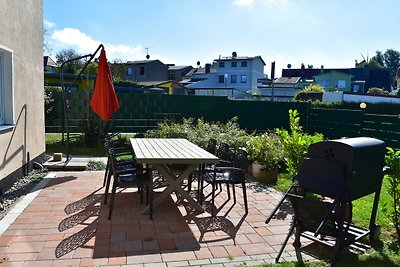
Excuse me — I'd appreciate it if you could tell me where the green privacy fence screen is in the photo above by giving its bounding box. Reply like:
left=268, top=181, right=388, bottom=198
left=46, top=92, right=400, bottom=148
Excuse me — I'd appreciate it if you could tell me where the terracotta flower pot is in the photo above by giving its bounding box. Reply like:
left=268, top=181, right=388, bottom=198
left=247, top=163, right=278, bottom=183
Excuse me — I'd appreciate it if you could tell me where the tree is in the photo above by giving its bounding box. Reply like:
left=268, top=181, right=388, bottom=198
left=56, top=49, right=83, bottom=74
left=356, top=53, right=383, bottom=69
left=372, top=49, right=400, bottom=87
left=372, top=50, right=385, bottom=67
left=383, top=49, right=400, bottom=86
left=109, top=58, right=128, bottom=80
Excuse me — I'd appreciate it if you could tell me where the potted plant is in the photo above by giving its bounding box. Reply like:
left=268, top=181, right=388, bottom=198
left=246, top=132, right=284, bottom=183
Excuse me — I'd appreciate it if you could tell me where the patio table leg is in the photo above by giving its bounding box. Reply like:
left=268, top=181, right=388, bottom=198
left=142, top=163, right=203, bottom=214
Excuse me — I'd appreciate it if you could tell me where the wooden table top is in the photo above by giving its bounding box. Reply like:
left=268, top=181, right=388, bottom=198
left=130, top=138, right=219, bottom=164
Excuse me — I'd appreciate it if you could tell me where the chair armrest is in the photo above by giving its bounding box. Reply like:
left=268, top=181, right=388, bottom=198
left=216, top=159, right=232, bottom=167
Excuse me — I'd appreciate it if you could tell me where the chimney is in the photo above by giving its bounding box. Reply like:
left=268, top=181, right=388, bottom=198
left=205, top=63, right=211, bottom=74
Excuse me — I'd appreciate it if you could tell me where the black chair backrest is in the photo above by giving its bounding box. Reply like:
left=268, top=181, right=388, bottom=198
left=217, top=142, right=230, bottom=161
left=206, top=138, right=217, bottom=155
left=233, top=149, right=248, bottom=170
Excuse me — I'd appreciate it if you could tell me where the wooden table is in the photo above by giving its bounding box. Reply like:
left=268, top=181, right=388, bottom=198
left=130, top=138, right=219, bottom=214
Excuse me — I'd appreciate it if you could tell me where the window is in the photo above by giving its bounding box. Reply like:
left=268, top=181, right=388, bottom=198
left=218, top=75, right=225, bottom=83
left=241, top=61, right=247, bottom=67
left=231, top=75, right=237, bottom=83
left=337, top=80, right=346, bottom=89
left=127, top=67, right=133, bottom=76
left=241, top=75, right=247, bottom=83
left=218, top=62, right=225, bottom=68
left=0, top=45, right=13, bottom=126
left=140, top=66, right=145, bottom=75
left=231, top=62, right=237, bottom=68
left=0, top=54, right=3, bottom=124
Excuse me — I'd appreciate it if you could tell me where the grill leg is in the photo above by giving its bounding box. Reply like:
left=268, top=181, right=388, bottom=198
left=276, top=222, right=296, bottom=263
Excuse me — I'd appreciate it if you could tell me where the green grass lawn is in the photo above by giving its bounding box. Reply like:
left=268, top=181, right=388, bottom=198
left=46, top=133, right=107, bottom=157
left=267, top=173, right=400, bottom=267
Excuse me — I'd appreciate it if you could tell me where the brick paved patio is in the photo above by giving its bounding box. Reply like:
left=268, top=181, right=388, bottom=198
left=0, top=171, right=318, bottom=266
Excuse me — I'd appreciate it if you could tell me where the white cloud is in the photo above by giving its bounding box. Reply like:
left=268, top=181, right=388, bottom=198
left=44, top=19, right=55, bottom=29
left=49, top=28, right=158, bottom=62
left=233, top=0, right=254, bottom=7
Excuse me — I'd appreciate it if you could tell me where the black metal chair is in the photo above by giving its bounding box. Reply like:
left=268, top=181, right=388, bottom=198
left=102, top=138, right=135, bottom=187
left=202, top=148, right=248, bottom=216
left=103, top=140, right=141, bottom=205
left=107, top=147, right=153, bottom=220
left=215, top=142, right=232, bottom=167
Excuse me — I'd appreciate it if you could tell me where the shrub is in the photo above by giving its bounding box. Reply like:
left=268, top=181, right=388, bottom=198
left=367, top=87, right=390, bottom=96
left=145, top=117, right=249, bottom=151
left=245, top=132, right=285, bottom=171
left=275, top=109, right=324, bottom=176
left=383, top=147, right=400, bottom=241
left=294, top=84, right=325, bottom=100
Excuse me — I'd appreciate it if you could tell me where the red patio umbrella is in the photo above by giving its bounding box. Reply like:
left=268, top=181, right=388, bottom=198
left=90, top=48, right=119, bottom=121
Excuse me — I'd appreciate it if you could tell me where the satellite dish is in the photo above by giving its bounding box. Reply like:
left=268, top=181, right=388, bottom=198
left=197, top=61, right=200, bottom=66
left=146, top=54, right=150, bottom=59
left=287, top=63, right=292, bottom=69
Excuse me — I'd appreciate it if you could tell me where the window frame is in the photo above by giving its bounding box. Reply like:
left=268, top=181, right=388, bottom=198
left=337, top=80, right=346, bottom=89
left=218, top=61, right=225, bottom=68
left=0, top=44, right=14, bottom=128
left=241, top=74, right=247, bottom=83
left=231, top=61, right=237, bottom=68
left=218, top=75, right=225, bottom=83
left=231, top=75, right=237, bottom=83
left=241, top=61, right=247, bottom=67
left=127, top=67, right=133, bottom=76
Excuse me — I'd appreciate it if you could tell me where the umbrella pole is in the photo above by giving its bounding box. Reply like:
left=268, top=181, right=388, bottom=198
left=60, top=44, right=104, bottom=162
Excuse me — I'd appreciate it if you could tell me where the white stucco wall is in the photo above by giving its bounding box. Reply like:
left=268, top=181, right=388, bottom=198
left=0, top=0, right=45, bottom=180
left=323, top=91, right=400, bottom=104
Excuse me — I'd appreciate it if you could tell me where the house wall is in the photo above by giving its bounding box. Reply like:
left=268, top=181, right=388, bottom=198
left=0, top=0, right=45, bottom=188
left=314, top=71, right=351, bottom=92
left=189, top=57, right=265, bottom=99
left=128, top=61, right=168, bottom=82
left=323, top=91, right=400, bottom=104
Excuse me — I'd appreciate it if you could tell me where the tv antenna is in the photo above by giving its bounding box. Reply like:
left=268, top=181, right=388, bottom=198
left=145, top=47, right=151, bottom=59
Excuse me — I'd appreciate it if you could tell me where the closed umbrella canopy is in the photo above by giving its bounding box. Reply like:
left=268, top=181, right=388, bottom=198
left=90, top=48, right=119, bottom=121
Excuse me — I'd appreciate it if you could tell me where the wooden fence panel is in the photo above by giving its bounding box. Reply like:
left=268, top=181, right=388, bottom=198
left=308, top=108, right=363, bottom=139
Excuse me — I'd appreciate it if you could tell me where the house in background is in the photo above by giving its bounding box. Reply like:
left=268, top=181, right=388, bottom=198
left=0, top=0, right=45, bottom=190
left=44, top=56, right=57, bottom=74
left=258, top=76, right=311, bottom=100
left=121, top=60, right=190, bottom=95
left=167, top=65, right=193, bottom=82
left=282, top=65, right=391, bottom=93
left=314, top=69, right=352, bottom=91
left=187, top=52, right=266, bottom=99
left=125, top=60, right=168, bottom=82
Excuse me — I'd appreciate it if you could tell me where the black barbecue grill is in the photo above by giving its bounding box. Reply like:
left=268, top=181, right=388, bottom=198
left=265, top=137, right=386, bottom=265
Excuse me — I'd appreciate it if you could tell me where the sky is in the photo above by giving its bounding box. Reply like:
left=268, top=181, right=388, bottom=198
left=44, top=0, right=400, bottom=76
